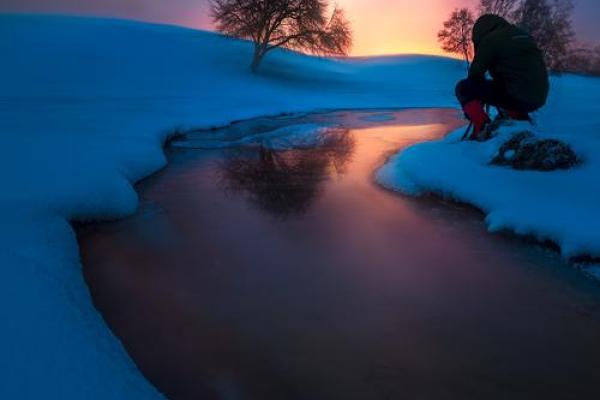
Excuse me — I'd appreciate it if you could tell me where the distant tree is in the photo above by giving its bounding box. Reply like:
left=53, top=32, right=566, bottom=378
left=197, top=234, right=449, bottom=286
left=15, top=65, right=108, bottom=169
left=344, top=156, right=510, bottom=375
left=477, top=0, right=520, bottom=18
left=514, top=0, right=574, bottom=71
left=594, top=45, right=600, bottom=75
left=563, top=44, right=600, bottom=76
left=211, top=0, right=352, bottom=72
left=564, top=46, right=592, bottom=74
left=438, top=8, right=475, bottom=69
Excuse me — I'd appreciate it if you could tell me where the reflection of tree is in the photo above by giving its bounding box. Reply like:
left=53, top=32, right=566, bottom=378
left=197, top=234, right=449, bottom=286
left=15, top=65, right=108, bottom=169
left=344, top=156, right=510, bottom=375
left=221, top=128, right=354, bottom=217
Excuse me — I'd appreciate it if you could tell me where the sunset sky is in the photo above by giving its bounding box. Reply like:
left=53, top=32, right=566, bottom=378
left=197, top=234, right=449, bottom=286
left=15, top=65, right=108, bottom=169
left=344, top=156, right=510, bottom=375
left=2, top=0, right=599, bottom=56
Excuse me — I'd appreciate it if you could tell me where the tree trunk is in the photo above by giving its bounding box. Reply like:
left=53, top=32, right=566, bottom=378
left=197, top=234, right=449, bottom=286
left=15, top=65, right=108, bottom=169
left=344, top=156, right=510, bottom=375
left=250, top=45, right=265, bottom=73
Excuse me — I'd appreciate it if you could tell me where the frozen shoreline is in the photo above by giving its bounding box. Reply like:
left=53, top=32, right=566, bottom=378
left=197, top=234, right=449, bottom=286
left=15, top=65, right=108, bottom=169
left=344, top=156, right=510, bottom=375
left=377, top=112, right=600, bottom=267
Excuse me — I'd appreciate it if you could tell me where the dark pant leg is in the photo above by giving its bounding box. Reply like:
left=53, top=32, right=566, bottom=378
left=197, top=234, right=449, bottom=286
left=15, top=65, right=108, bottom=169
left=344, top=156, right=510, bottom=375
left=455, top=78, right=503, bottom=107
left=455, top=78, right=537, bottom=112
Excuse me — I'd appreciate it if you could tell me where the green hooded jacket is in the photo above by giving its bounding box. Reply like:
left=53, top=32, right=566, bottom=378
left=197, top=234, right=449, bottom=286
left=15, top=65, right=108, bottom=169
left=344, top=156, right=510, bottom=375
left=470, top=14, right=550, bottom=109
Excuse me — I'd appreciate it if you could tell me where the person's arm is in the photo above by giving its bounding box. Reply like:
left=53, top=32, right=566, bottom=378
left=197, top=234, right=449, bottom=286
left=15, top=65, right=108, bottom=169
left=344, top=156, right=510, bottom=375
left=469, top=38, right=494, bottom=80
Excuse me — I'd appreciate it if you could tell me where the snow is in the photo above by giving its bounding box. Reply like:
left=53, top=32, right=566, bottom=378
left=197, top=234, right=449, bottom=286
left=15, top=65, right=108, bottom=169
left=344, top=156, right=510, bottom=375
left=243, top=124, right=335, bottom=150
left=3, top=12, right=599, bottom=397
left=377, top=76, right=600, bottom=259
left=360, top=112, right=397, bottom=122
left=0, top=14, right=466, bottom=398
left=173, top=123, right=337, bottom=150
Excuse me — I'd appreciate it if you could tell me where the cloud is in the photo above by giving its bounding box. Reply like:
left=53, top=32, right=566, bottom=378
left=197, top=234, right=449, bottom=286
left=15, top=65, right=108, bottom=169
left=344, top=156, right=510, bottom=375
left=0, top=0, right=212, bottom=27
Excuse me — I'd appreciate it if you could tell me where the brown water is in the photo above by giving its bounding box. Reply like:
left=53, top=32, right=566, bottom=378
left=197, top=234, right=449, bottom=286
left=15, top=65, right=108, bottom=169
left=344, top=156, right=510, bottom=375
left=79, top=109, right=600, bottom=400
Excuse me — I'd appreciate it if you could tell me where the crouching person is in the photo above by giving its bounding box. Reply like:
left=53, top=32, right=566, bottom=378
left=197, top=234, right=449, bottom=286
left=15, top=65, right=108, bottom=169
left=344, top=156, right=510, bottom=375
left=456, top=14, right=550, bottom=140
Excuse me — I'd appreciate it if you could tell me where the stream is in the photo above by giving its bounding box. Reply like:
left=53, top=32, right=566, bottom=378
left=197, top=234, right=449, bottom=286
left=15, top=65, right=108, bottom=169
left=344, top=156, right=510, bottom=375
left=79, top=109, right=600, bottom=400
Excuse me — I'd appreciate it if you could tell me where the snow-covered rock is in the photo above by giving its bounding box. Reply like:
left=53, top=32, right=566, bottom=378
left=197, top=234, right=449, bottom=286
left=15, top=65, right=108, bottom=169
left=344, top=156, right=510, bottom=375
left=491, top=131, right=579, bottom=171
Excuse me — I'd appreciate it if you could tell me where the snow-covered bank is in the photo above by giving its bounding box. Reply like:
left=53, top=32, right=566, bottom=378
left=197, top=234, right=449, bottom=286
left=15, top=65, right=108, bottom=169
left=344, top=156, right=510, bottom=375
left=0, top=14, right=466, bottom=398
left=378, top=75, right=600, bottom=260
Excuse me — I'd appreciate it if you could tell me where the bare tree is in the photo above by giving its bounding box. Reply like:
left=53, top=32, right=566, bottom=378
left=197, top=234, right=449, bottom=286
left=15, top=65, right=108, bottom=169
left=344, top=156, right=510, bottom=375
left=563, top=44, right=600, bottom=76
left=514, top=0, right=574, bottom=71
left=438, top=8, right=475, bottom=69
left=564, top=46, right=593, bottom=74
left=478, top=0, right=521, bottom=18
left=211, top=0, right=352, bottom=72
left=594, top=45, right=600, bottom=75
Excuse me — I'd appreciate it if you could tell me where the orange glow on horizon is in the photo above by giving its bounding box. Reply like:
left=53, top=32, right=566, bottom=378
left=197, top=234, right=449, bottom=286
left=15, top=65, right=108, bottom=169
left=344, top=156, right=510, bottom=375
left=338, top=0, right=476, bottom=56
left=191, top=0, right=477, bottom=57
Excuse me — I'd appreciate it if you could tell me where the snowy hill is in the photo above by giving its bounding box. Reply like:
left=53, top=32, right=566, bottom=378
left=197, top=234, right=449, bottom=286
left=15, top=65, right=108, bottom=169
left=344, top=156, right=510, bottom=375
left=0, top=14, right=465, bottom=398
left=2, top=12, right=600, bottom=398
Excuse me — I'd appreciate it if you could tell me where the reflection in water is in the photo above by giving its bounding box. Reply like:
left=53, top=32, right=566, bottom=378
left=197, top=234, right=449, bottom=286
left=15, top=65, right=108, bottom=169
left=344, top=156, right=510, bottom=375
left=80, top=110, right=600, bottom=400
left=220, top=128, right=354, bottom=216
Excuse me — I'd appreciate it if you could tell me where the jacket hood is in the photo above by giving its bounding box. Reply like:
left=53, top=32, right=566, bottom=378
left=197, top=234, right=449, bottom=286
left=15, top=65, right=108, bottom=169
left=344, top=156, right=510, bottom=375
left=472, top=14, right=510, bottom=47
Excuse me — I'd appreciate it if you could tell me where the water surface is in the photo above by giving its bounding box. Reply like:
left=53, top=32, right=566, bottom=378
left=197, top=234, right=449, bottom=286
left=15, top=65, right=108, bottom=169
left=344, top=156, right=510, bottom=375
left=79, top=109, right=600, bottom=400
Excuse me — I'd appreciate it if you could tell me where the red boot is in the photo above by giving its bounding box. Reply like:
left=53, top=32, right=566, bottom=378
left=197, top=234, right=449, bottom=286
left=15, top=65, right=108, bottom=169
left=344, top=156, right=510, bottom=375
left=462, top=100, right=490, bottom=140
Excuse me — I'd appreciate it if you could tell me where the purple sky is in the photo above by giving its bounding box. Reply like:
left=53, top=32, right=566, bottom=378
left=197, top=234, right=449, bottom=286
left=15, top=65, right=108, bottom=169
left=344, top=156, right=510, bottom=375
left=1, top=0, right=599, bottom=54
